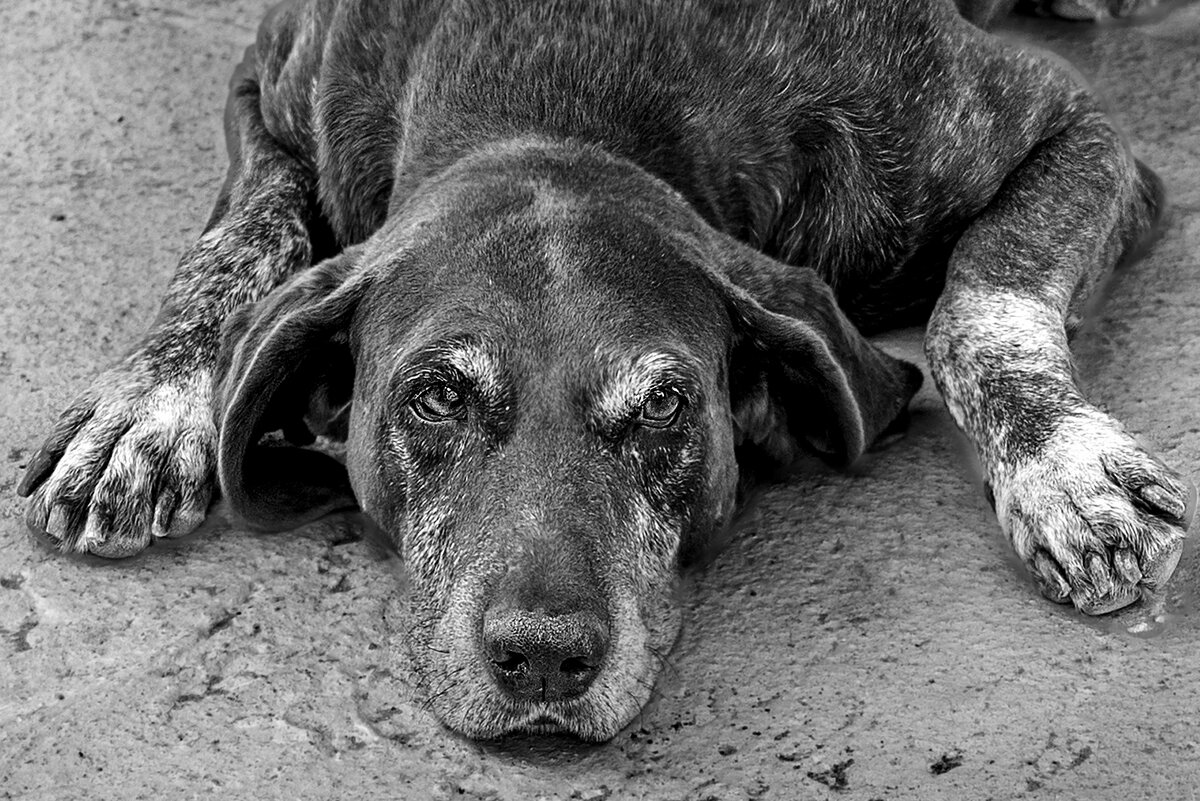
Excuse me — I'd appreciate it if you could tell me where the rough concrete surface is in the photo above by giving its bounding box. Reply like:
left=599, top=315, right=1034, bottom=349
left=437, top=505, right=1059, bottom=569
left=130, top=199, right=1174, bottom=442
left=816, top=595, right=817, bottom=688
left=2, top=1, right=1199, bottom=799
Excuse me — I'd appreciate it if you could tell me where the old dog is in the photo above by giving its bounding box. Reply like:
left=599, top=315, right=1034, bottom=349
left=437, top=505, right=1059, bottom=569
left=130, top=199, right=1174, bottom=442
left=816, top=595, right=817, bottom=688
left=20, top=0, right=1195, bottom=740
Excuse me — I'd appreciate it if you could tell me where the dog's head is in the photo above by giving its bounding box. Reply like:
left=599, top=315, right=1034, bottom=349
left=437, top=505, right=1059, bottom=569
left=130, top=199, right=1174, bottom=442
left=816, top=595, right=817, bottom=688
left=213, top=140, right=920, bottom=741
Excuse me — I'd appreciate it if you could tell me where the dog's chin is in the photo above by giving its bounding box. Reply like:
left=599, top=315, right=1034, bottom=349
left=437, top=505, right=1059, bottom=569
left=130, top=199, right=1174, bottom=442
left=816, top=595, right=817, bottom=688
left=433, top=683, right=648, bottom=742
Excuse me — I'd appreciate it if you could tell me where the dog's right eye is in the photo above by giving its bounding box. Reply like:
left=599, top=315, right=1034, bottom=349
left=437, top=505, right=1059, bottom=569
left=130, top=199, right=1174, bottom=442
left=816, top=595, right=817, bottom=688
left=411, top=383, right=468, bottom=422
left=638, top=388, right=684, bottom=429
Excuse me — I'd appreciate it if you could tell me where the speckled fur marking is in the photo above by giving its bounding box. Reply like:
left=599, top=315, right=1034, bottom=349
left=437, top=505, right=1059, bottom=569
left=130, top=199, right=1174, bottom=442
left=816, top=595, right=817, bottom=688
left=20, top=71, right=319, bottom=557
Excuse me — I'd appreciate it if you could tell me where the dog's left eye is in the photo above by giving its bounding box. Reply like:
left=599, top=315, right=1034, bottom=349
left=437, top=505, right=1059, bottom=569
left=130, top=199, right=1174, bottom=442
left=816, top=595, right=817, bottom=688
left=638, top=389, right=683, bottom=428
left=411, top=383, right=468, bottom=422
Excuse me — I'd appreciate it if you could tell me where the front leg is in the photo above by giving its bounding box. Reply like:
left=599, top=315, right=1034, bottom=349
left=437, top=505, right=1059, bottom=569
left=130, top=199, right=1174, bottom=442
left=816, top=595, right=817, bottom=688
left=19, top=62, right=319, bottom=557
left=926, top=108, right=1195, bottom=614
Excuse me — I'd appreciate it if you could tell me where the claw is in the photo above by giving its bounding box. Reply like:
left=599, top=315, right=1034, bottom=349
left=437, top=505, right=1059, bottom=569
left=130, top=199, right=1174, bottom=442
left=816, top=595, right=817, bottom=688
left=45, top=504, right=69, bottom=544
left=1113, top=548, right=1142, bottom=585
left=24, top=492, right=49, bottom=535
left=81, top=509, right=108, bottom=552
left=153, top=488, right=180, bottom=539
left=1139, top=484, right=1188, bottom=523
left=1183, top=480, right=1199, bottom=531
left=1140, top=537, right=1185, bottom=591
left=1085, top=552, right=1114, bottom=598
left=17, top=448, right=55, bottom=497
left=1033, top=551, right=1072, bottom=604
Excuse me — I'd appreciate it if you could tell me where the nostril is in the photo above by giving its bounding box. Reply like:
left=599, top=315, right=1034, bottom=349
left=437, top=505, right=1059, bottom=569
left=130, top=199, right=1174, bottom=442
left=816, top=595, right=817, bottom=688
left=493, top=651, right=528, bottom=673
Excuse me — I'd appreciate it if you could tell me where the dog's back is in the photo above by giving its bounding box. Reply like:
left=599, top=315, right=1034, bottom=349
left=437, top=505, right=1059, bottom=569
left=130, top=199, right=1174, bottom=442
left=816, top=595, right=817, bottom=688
left=254, top=0, right=1085, bottom=330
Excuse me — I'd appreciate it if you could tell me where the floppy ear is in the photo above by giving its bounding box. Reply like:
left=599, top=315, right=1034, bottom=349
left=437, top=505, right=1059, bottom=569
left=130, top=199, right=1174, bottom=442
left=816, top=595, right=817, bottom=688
left=715, top=241, right=923, bottom=468
left=213, top=248, right=369, bottom=531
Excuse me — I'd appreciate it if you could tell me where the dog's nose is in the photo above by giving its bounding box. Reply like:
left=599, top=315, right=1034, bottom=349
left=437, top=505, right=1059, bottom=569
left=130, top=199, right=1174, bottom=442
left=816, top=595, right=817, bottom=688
left=483, top=607, right=610, bottom=702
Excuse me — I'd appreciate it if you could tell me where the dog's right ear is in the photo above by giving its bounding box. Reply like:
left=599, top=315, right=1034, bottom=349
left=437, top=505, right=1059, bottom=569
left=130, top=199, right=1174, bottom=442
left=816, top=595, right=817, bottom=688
left=213, top=248, right=371, bottom=531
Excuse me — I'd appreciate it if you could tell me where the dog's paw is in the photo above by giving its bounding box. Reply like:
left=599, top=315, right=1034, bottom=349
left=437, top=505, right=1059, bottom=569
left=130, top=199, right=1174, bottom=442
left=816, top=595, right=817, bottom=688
left=19, top=363, right=217, bottom=558
left=992, top=409, right=1195, bottom=615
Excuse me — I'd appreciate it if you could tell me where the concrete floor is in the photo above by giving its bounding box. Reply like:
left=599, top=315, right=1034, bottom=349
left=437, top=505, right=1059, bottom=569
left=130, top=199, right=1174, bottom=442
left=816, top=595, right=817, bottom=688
left=3, top=1, right=1199, bottom=799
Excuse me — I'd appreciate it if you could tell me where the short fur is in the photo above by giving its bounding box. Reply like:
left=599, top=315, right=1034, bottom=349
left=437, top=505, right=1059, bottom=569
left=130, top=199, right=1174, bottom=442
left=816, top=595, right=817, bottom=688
left=21, top=0, right=1193, bottom=741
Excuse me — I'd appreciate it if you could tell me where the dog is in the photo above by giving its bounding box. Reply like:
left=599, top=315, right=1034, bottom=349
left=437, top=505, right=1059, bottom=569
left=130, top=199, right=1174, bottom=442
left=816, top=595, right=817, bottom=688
left=19, top=0, right=1195, bottom=741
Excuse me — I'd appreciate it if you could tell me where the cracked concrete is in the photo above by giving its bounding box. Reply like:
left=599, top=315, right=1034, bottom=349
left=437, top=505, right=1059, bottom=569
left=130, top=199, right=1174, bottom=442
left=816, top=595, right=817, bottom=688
left=3, top=1, right=1200, bottom=799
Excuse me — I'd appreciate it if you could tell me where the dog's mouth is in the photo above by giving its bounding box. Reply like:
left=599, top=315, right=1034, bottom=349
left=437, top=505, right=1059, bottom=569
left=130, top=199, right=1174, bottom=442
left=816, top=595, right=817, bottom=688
left=475, top=695, right=613, bottom=741
left=513, top=713, right=567, bottom=736
left=422, top=663, right=646, bottom=742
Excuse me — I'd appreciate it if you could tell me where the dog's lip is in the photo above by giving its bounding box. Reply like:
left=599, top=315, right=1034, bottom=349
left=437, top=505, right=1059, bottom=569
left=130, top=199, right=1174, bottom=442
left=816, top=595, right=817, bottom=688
left=517, top=714, right=565, bottom=734
left=503, top=706, right=580, bottom=736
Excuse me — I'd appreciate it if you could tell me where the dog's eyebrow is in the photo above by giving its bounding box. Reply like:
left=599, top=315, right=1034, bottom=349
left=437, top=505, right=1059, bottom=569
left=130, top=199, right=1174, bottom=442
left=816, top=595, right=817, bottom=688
left=589, top=350, right=696, bottom=422
left=395, top=337, right=503, bottom=397
left=444, top=341, right=503, bottom=397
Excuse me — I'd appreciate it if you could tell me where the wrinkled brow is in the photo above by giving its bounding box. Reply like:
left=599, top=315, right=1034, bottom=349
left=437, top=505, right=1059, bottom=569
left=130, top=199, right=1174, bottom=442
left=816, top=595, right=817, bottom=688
left=589, top=350, right=697, bottom=422
left=444, top=341, right=503, bottom=397
left=393, top=337, right=504, bottom=397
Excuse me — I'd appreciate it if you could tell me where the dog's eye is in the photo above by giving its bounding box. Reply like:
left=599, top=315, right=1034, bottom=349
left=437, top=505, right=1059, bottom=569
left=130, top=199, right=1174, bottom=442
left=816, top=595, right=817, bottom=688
left=411, top=383, right=467, bottom=422
left=639, top=389, right=683, bottom=428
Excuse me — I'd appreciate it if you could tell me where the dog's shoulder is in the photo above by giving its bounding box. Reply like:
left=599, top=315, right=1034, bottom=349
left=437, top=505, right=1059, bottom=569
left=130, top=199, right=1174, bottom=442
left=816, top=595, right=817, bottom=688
left=245, top=0, right=1095, bottom=306
left=240, top=0, right=441, bottom=241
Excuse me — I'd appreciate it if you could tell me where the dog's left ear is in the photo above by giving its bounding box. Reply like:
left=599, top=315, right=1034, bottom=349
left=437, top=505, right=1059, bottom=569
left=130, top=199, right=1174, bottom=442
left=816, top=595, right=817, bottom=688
left=714, top=242, right=923, bottom=468
left=213, top=247, right=371, bottom=531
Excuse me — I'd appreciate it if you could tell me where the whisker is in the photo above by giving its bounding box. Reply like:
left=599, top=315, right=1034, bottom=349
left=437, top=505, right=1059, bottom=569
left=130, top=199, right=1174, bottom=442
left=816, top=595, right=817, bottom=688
left=645, top=644, right=680, bottom=680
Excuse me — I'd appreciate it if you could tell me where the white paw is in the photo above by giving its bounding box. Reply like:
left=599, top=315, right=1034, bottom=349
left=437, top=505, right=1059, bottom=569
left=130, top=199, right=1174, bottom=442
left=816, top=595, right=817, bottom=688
left=21, top=365, right=217, bottom=557
left=993, top=409, right=1195, bottom=615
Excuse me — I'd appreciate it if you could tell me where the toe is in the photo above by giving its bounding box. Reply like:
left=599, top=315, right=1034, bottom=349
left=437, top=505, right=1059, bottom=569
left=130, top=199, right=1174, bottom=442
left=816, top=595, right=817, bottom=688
left=18, top=400, right=98, bottom=497
left=1137, top=482, right=1191, bottom=525
left=1139, top=536, right=1185, bottom=591
left=1071, top=549, right=1140, bottom=615
left=45, top=503, right=71, bottom=545
left=82, top=437, right=162, bottom=558
left=46, top=501, right=90, bottom=553
left=1084, top=552, right=1114, bottom=598
left=1102, top=449, right=1195, bottom=527
left=24, top=486, right=53, bottom=536
left=1113, top=547, right=1142, bottom=584
left=18, top=448, right=58, bottom=498
left=152, top=487, right=180, bottom=539
left=1032, top=550, right=1072, bottom=604
left=165, top=488, right=211, bottom=539
left=160, top=431, right=215, bottom=539
left=1073, top=584, right=1141, bottom=615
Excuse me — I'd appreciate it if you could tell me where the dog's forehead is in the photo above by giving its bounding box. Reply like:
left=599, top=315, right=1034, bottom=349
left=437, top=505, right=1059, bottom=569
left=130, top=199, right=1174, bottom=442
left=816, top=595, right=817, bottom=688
left=367, top=189, right=731, bottom=365
left=388, top=309, right=706, bottom=394
left=467, top=199, right=717, bottom=327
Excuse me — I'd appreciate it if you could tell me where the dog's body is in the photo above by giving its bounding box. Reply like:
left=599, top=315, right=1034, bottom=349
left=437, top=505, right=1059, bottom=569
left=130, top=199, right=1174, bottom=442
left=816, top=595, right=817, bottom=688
left=20, top=0, right=1193, bottom=740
